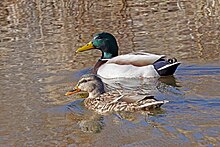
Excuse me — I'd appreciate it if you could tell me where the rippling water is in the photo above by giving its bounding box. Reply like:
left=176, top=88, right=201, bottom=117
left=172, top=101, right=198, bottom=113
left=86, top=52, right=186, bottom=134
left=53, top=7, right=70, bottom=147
left=0, top=0, right=220, bottom=146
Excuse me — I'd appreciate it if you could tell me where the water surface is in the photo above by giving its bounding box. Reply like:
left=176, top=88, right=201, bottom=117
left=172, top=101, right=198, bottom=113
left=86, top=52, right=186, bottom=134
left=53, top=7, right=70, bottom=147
left=0, top=0, right=220, bottom=146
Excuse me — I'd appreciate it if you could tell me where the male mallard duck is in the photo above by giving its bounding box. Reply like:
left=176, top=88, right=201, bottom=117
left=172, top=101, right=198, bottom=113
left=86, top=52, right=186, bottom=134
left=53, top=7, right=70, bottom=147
left=65, top=74, right=168, bottom=114
left=76, top=32, right=180, bottom=78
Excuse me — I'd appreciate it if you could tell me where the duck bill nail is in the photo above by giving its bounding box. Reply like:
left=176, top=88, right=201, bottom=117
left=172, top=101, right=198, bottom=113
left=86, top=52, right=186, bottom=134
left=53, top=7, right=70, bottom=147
left=65, top=88, right=81, bottom=96
left=76, top=41, right=95, bottom=53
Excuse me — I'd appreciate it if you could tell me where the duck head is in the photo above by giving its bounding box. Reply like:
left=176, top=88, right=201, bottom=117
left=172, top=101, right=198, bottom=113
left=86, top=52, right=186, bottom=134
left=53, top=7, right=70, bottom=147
left=65, top=74, right=105, bottom=98
left=76, top=32, right=118, bottom=59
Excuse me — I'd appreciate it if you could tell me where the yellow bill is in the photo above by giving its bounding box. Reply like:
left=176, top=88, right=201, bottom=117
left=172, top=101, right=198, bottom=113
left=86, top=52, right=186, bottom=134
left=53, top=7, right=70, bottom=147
left=76, top=41, right=95, bottom=53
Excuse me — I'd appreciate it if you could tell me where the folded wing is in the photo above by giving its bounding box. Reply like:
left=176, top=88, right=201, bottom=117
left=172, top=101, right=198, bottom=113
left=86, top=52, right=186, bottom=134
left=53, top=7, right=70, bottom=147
left=106, top=52, right=165, bottom=66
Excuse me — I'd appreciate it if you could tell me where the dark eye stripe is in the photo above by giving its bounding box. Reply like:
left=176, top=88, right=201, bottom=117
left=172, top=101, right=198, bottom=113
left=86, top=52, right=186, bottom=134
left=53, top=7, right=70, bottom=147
left=78, top=79, right=91, bottom=85
left=78, top=80, right=86, bottom=85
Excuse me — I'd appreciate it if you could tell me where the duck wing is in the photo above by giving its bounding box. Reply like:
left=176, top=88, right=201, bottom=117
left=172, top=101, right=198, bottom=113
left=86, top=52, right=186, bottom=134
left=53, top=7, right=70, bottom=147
left=93, top=91, right=168, bottom=113
left=119, top=92, right=153, bottom=103
left=105, top=91, right=165, bottom=105
left=120, top=93, right=169, bottom=110
left=99, top=90, right=147, bottom=103
left=106, top=52, right=166, bottom=67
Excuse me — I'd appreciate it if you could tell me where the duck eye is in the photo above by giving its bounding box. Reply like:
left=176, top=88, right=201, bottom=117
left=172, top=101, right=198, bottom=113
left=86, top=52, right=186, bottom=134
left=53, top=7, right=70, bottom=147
left=96, top=36, right=102, bottom=40
left=78, top=79, right=87, bottom=85
left=82, top=79, right=91, bottom=83
left=82, top=79, right=88, bottom=83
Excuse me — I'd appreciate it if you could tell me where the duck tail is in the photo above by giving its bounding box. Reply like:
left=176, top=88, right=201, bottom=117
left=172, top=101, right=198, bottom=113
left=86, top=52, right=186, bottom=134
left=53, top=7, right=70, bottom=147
left=138, top=100, right=169, bottom=109
left=153, top=58, right=181, bottom=76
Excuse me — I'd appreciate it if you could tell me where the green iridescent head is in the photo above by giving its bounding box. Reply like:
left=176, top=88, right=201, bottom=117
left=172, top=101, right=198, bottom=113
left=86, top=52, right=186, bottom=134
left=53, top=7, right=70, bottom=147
left=76, top=32, right=118, bottom=59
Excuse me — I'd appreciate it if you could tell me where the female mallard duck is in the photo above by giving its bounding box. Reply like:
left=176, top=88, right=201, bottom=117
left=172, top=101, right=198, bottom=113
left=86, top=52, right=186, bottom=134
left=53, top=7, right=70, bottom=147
left=65, top=74, right=168, bottom=114
left=76, top=32, right=180, bottom=78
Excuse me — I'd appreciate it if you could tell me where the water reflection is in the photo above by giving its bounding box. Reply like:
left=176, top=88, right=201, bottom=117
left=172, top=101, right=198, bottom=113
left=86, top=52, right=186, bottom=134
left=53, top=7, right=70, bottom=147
left=65, top=100, right=166, bottom=134
left=102, top=75, right=182, bottom=96
left=1, top=0, right=220, bottom=146
left=1, top=0, right=219, bottom=63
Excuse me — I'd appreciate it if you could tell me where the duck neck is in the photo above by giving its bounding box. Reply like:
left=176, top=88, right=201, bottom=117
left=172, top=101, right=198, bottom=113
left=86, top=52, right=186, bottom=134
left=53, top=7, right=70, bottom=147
left=101, top=52, right=113, bottom=59
left=101, top=45, right=118, bottom=59
left=93, top=60, right=107, bottom=74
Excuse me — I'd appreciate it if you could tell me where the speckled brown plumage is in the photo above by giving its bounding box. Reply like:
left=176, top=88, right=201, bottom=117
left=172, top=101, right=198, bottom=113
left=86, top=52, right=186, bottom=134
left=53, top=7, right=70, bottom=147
left=65, top=74, right=168, bottom=114
left=84, top=90, right=167, bottom=114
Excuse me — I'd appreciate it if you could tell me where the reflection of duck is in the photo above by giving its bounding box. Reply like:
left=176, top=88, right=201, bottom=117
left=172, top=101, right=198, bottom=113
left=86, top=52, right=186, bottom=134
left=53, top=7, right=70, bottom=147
left=78, top=114, right=104, bottom=133
left=76, top=32, right=180, bottom=78
left=158, top=76, right=180, bottom=87
left=99, top=75, right=181, bottom=97
left=65, top=74, right=168, bottom=114
left=66, top=104, right=105, bottom=133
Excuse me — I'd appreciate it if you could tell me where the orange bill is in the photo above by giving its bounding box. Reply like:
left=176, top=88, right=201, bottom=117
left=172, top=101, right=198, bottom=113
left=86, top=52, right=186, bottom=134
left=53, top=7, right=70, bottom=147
left=65, top=86, right=81, bottom=96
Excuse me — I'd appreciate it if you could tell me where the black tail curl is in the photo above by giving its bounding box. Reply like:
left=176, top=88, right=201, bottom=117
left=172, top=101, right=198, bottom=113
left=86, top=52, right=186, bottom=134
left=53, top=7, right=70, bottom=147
left=153, top=58, right=180, bottom=76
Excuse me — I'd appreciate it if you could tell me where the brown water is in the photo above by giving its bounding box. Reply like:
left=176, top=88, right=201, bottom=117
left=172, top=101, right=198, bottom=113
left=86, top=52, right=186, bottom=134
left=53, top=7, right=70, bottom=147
left=0, top=0, right=220, bottom=146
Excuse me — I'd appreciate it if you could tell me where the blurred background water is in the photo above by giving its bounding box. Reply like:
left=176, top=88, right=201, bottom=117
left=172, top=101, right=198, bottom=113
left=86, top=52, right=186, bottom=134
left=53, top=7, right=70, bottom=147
left=0, top=0, right=220, bottom=146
